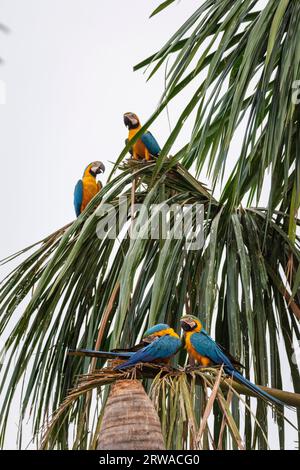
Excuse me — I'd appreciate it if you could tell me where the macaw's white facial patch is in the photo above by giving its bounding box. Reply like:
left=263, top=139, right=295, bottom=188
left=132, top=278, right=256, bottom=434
left=130, top=117, right=138, bottom=126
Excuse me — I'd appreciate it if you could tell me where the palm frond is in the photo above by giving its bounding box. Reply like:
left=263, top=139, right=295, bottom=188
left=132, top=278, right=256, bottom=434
left=133, top=0, right=300, bottom=223
left=41, top=364, right=300, bottom=450
left=0, top=162, right=299, bottom=448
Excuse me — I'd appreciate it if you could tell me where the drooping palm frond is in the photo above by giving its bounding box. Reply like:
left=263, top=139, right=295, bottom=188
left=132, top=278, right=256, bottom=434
left=42, top=367, right=248, bottom=450
left=0, top=160, right=299, bottom=448
left=40, top=364, right=300, bottom=450
left=0, top=162, right=215, bottom=447
left=131, top=0, right=300, bottom=224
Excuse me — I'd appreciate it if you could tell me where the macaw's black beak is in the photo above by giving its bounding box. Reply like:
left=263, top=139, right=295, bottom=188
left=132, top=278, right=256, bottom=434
left=180, top=319, right=194, bottom=332
left=123, top=114, right=131, bottom=128
left=90, top=161, right=105, bottom=177
left=97, top=162, right=105, bottom=174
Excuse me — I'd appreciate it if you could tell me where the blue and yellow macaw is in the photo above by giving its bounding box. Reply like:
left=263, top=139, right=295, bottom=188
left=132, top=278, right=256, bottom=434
left=74, top=161, right=105, bottom=217
left=69, top=323, right=182, bottom=370
left=180, top=315, right=286, bottom=408
left=124, top=112, right=161, bottom=161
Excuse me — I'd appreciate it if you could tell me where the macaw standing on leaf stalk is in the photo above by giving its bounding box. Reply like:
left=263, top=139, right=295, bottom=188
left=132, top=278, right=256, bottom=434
left=74, top=161, right=105, bottom=217
left=68, top=323, right=182, bottom=370
left=180, top=315, right=287, bottom=408
left=123, top=112, right=161, bottom=161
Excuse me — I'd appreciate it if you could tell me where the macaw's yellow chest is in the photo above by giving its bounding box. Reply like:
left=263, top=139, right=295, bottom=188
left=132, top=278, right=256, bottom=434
left=81, top=177, right=101, bottom=212
left=185, top=332, right=211, bottom=367
left=133, top=139, right=147, bottom=159
left=128, top=128, right=147, bottom=160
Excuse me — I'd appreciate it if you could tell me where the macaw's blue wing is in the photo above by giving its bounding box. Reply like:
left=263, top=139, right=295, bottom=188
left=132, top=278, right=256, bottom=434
left=74, top=180, right=83, bottom=217
left=191, top=331, right=287, bottom=408
left=116, top=335, right=181, bottom=370
left=141, top=131, right=161, bottom=156
left=190, top=330, right=233, bottom=368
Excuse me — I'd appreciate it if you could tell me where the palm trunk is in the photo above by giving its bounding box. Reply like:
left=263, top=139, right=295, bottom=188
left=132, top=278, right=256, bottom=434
left=97, top=379, right=165, bottom=450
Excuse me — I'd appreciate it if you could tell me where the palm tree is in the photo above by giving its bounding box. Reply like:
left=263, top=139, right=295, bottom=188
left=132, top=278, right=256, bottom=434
left=0, top=0, right=300, bottom=450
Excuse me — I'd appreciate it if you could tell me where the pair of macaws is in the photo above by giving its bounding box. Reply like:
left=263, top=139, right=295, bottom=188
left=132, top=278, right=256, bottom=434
left=73, top=113, right=160, bottom=217
left=70, top=315, right=287, bottom=408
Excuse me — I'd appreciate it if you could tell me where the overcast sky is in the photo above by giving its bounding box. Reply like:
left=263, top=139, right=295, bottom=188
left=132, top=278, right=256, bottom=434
left=0, top=0, right=296, bottom=450
left=0, top=0, right=201, bottom=258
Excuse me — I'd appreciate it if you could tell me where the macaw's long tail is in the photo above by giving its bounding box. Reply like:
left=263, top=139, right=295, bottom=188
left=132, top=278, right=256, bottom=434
left=227, top=368, right=287, bottom=408
left=68, top=349, right=133, bottom=360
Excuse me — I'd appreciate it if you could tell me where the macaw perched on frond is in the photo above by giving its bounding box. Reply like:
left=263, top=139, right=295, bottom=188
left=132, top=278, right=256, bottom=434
left=68, top=323, right=182, bottom=370
left=74, top=161, right=105, bottom=217
left=123, top=112, right=161, bottom=161
left=180, top=315, right=287, bottom=408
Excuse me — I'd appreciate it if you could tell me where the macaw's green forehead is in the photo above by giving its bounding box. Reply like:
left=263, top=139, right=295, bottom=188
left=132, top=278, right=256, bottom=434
left=143, top=323, right=170, bottom=337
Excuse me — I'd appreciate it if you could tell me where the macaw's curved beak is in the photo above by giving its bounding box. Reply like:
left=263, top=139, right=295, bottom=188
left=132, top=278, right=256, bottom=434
left=98, top=162, right=105, bottom=173
left=90, top=161, right=105, bottom=176
left=180, top=318, right=196, bottom=332
left=123, top=114, right=131, bottom=128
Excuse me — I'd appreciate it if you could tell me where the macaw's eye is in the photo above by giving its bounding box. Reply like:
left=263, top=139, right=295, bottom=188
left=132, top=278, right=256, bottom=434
left=190, top=321, right=196, bottom=329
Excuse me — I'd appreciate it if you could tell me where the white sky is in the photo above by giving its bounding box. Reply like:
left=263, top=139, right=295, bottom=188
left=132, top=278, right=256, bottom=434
left=0, top=0, right=297, bottom=450
left=0, top=0, right=201, bottom=257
